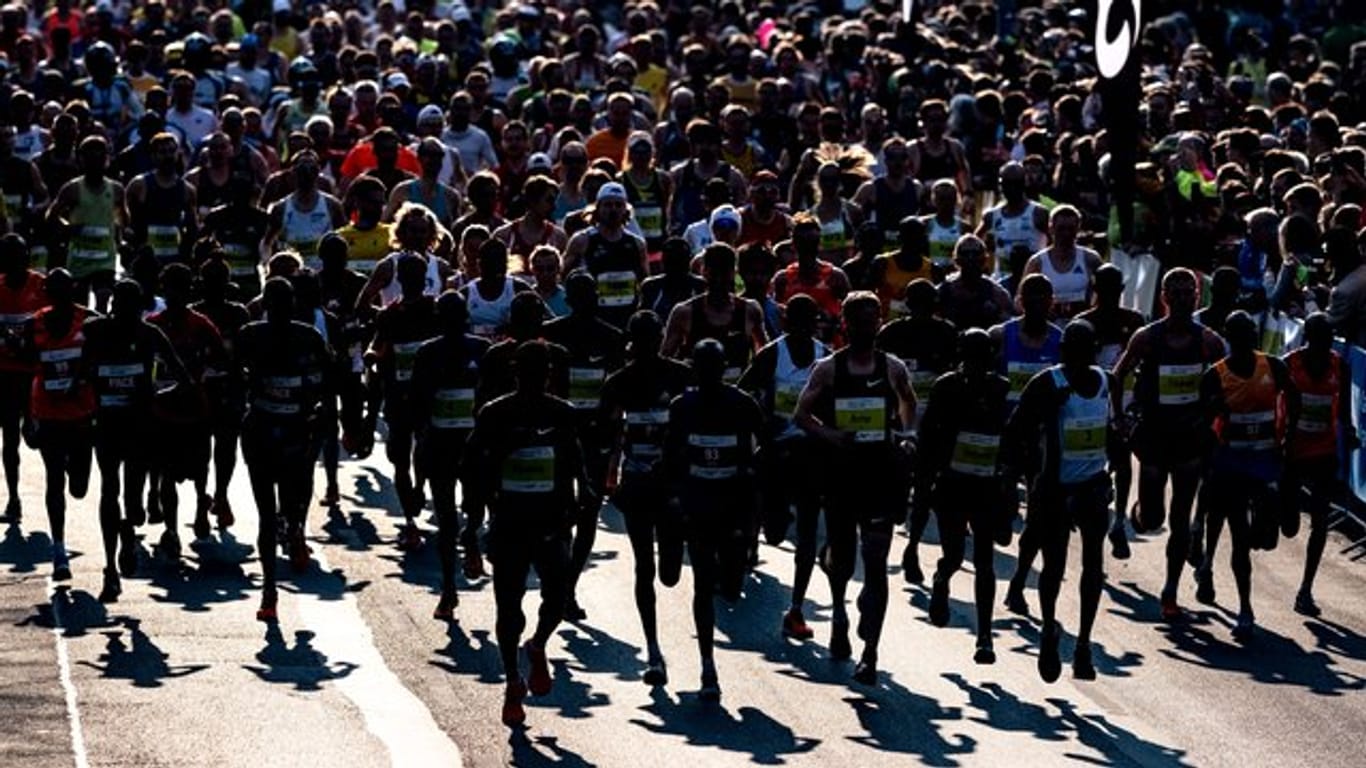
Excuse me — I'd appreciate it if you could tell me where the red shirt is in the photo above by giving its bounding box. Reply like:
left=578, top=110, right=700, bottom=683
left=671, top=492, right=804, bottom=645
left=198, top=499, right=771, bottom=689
left=338, top=141, right=421, bottom=181
left=0, top=270, right=45, bottom=373
left=30, top=305, right=95, bottom=422
left=148, top=307, right=224, bottom=423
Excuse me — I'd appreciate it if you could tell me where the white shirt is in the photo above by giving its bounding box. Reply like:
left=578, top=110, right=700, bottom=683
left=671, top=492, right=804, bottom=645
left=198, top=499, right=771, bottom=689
left=167, top=104, right=218, bottom=149
left=441, top=125, right=498, bottom=175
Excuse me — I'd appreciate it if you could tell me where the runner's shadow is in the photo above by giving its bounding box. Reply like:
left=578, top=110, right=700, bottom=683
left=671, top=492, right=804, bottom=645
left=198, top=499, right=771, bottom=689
left=630, top=687, right=821, bottom=765
left=76, top=616, right=209, bottom=688
left=1105, top=580, right=1215, bottom=626
left=1158, top=618, right=1366, bottom=696
left=147, top=536, right=254, bottom=613
left=244, top=625, right=358, bottom=691
left=508, top=731, right=594, bottom=768
left=0, top=523, right=48, bottom=574
left=1047, top=697, right=1193, bottom=767
left=349, top=466, right=401, bottom=516
left=20, top=587, right=115, bottom=637
left=322, top=505, right=383, bottom=552
left=276, top=558, right=371, bottom=602
left=430, top=624, right=504, bottom=683
left=531, top=656, right=612, bottom=720
left=842, top=678, right=975, bottom=763
left=1304, top=617, right=1366, bottom=662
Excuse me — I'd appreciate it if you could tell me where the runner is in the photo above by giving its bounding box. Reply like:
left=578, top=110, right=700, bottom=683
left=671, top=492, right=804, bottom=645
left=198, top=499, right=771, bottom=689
left=47, top=135, right=126, bottom=313
left=358, top=203, right=453, bottom=309
left=736, top=294, right=828, bottom=639
left=1113, top=268, right=1227, bottom=620
left=126, top=133, right=198, bottom=267
left=84, top=279, right=188, bottom=601
left=385, top=137, right=462, bottom=229
left=977, top=162, right=1049, bottom=282
left=1075, top=264, right=1146, bottom=559
left=490, top=175, right=568, bottom=270
left=1197, top=311, right=1298, bottom=641
left=1020, top=206, right=1102, bottom=319
left=600, top=309, right=692, bottom=683
left=1282, top=313, right=1353, bottom=617
left=20, top=269, right=96, bottom=581
left=0, top=235, right=43, bottom=522
left=772, top=214, right=851, bottom=344
left=190, top=257, right=251, bottom=530
left=795, top=292, right=918, bottom=684
left=263, top=150, right=345, bottom=271
left=561, top=182, right=650, bottom=330
left=543, top=272, right=626, bottom=621
left=336, top=177, right=396, bottom=278
left=201, top=180, right=269, bottom=300
left=621, top=133, right=672, bottom=258
left=367, top=254, right=442, bottom=549
left=666, top=338, right=766, bottom=700
left=920, top=328, right=1012, bottom=663
left=662, top=244, right=767, bottom=382
left=460, top=238, right=530, bottom=339
left=639, top=238, right=705, bottom=321
left=869, top=216, right=935, bottom=321
left=937, top=234, right=1016, bottom=330
left=463, top=339, right=594, bottom=727
left=1005, top=319, right=1121, bottom=681
left=876, top=278, right=959, bottom=583
left=922, top=179, right=968, bottom=276
left=316, top=233, right=373, bottom=474
left=853, top=137, right=923, bottom=252
left=408, top=292, right=490, bottom=620
left=236, top=277, right=331, bottom=622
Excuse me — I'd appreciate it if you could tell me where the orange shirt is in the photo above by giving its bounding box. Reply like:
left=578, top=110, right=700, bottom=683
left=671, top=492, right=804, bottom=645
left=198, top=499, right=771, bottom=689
left=0, top=271, right=45, bottom=373
left=1285, top=349, right=1341, bottom=461
left=31, top=305, right=96, bottom=422
left=585, top=129, right=630, bottom=167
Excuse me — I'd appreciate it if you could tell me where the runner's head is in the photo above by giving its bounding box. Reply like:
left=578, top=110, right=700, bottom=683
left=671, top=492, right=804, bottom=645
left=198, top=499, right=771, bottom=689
left=626, top=309, right=664, bottom=359
left=111, top=279, right=143, bottom=324
left=349, top=176, right=386, bottom=228
left=792, top=213, right=820, bottom=263
left=1048, top=205, right=1082, bottom=249
left=959, top=328, right=993, bottom=377
left=1210, top=266, right=1241, bottom=307
left=292, top=149, right=320, bottom=191
left=1061, top=319, right=1098, bottom=369
left=477, top=238, right=509, bottom=280
left=262, top=276, right=294, bottom=322
left=692, top=337, right=727, bottom=387
left=738, top=242, right=775, bottom=296
left=1019, top=273, right=1055, bottom=320
left=1224, top=310, right=1257, bottom=354
left=160, top=262, right=193, bottom=310
left=953, top=234, right=988, bottom=278
left=529, top=246, right=561, bottom=290
left=513, top=339, right=551, bottom=394
left=1160, top=268, right=1199, bottom=319
left=45, top=268, right=73, bottom=306
left=898, top=215, right=928, bottom=258
left=999, top=161, right=1026, bottom=204
left=79, top=134, right=109, bottom=177
left=932, top=179, right=958, bottom=217
left=1303, top=311, right=1332, bottom=353
left=784, top=293, right=818, bottom=339
left=198, top=256, right=229, bottom=301
left=0, top=233, right=28, bottom=275
left=397, top=253, right=427, bottom=299
left=662, top=237, right=692, bottom=277
left=1094, top=263, right=1124, bottom=307
left=508, top=291, right=547, bottom=340
left=594, top=182, right=629, bottom=228
left=905, top=278, right=936, bottom=318
left=436, top=290, right=469, bottom=337
left=841, top=291, right=881, bottom=351
left=319, top=233, right=348, bottom=273
left=565, top=271, right=598, bottom=317
left=701, top=243, right=737, bottom=294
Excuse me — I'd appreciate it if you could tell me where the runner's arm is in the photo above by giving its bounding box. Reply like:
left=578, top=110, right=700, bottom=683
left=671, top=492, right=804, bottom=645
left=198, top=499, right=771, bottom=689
left=794, top=358, right=844, bottom=447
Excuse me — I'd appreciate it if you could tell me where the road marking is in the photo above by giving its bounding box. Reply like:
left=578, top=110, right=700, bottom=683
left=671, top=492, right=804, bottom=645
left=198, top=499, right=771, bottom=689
left=297, top=549, right=464, bottom=768
left=49, top=585, right=91, bottom=768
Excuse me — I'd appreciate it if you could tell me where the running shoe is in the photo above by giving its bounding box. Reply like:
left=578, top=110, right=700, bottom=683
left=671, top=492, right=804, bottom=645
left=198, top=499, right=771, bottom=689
left=1281, top=508, right=1301, bottom=539
left=900, top=542, right=923, bottom=584
left=213, top=497, right=234, bottom=530
left=502, top=679, right=528, bottom=727
left=781, top=609, right=814, bottom=640
left=1072, top=642, right=1096, bottom=681
left=51, top=545, right=71, bottom=581
left=974, top=638, right=996, bottom=665
left=1195, top=569, right=1216, bottom=606
left=928, top=578, right=950, bottom=627
left=1160, top=594, right=1184, bottom=622
left=1232, top=612, right=1256, bottom=642
left=159, top=530, right=182, bottom=563
left=462, top=548, right=486, bottom=580
left=1038, top=622, right=1062, bottom=683
left=433, top=590, right=458, bottom=621
left=525, top=641, right=552, bottom=696
left=1128, top=503, right=1147, bottom=535
left=852, top=657, right=878, bottom=685
left=256, top=589, right=279, bottom=622
left=1108, top=525, right=1130, bottom=560
left=1294, top=592, right=1321, bottom=618
left=829, top=618, right=852, bottom=661
left=563, top=596, right=587, bottom=623
left=98, top=569, right=121, bottom=604
left=699, top=669, right=721, bottom=703
left=1003, top=587, right=1029, bottom=616
left=643, top=656, right=668, bottom=687
left=323, top=485, right=341, bottom=507
left=396, top=524, right=423, bottom=551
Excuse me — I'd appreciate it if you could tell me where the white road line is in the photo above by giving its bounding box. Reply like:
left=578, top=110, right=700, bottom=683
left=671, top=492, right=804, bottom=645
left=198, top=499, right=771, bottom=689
left=49, top=584, right=91, bottom=768
left=297, top=549, right=464, bottom=768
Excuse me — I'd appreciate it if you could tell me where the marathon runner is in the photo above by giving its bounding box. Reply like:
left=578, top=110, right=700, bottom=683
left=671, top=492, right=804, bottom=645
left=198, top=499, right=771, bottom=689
left=0, top=235, right=43, bottom=522
left=561, top=182, right=650, bottom=330
left=772, top=214, right=851, bottom=344
left=460, top=239, right=530, bottom=339
left=937, top=234, right=1016, bottom=331
left=1020, top=206, right=1102, bottom=319
left=662, top=243, right=767, bottom=381
left=201, top=179, right=270, bottom=300
left=190, top=257, right=250, bottom=530
left=852, top=137, right=923, bottom=253
left=922, top=180, right=968, bottom=277
left=977, top=162, right=1049, bottom=282
left=263, top=150, right=345, bottom=271
left=126, top=133, right=198, bottom=267
left=47, top=135, right=126, bottom=313
left=336, top=177, right=396, bottom=278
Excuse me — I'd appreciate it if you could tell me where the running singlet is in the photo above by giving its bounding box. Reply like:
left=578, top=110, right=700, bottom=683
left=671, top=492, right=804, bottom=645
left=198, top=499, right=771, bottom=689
left=30, top=305, right=96, bottom=422
left=0, top=271, right=44, bottom=373
left=377, top=252, right=444, bottom=306
left=1213, top=354, right=1280, bottom=454
left=1037, top=247, right=1093, bottom=314
left=624, top=171, right=667, bottom=249
left=338, top=222, right=394, bottom=276
left=1133, top=320, right=1212, bottom=432
left=281, top=195, right=333, bottom=270
left=138, top=173, right=187, bottom=263
left=67, top=179, right=119, bottom=279
left=822, top=349, right=899, bottom=475
left=924, top=214, right=964, bottom=269
left=872, top=177, right=919, bottom=249
left=1050, top=366, right=1110, bottom=484
left=776, top=261, right=843, bottom=328
left=401, top=179, right=450, bottom=224
left=465, top=277, right=516, bottom=338
left=685, top=295, right=751, bottom=383
left=985, top=201, right=1046, bottom=279
left=581, top=227, right=645, bottom=327
left=877, top=255, right=934, bottom=320
left=1001, top=318, right=1063, bottom=405
left=771, top=335, right=827, bottom=440
left=1285, top=349, right=1341, bottom=461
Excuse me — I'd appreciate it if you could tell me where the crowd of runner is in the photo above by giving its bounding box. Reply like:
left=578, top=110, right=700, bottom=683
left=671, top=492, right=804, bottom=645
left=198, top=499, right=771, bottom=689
left=1, top=0, right=1365, bottom=728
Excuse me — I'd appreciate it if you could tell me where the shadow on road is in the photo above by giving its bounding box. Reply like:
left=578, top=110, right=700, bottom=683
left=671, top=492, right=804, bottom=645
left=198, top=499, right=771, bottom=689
left=145, top=532, right=255, bottom=613
left=508, top=730, right=594, bottom=768
left=244, top=624, right=358, bottom=691
left=322, top=505, right=384, bottom=552
left=21, top=586, right=115, bottom=637
left=77, top=616, right=209, bottom=687
left=1048, top=696, right=1192, bottom=767
left=0, top=522, right=49, bottom=574
left=430, top=623, right=504, bottom=684
left=1304, top=616, right=1366, bottom=662
left=349, top=466, right=401, bottom=517
left=631, top=687, right=822, bottom=765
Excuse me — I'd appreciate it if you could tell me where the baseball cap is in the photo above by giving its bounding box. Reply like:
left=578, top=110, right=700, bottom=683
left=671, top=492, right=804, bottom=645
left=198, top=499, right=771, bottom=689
left=596, top=182, right=628, bottom=203
left=384, top=71, right=411, bottom=90
left=528, top=152, right=553, bottom=170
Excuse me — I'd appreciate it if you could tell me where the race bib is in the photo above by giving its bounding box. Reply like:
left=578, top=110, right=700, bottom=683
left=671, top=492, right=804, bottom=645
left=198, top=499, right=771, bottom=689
left=568, top=366, right=606, bottom=409
left=1226, top=410, right=1276, bottom=450
left=430, top=387, right=475, bottom=429
left=597, top=270, right=638, bottom=308
left=1299, top=393, right=1333, bottom=434
left=501, top=445, right=556, bottom=493
left=835, top=396, right=886, bottom=443
left=393, top=341, right=423, bottom=382
left=1062, top=416, right=1108, bottom=463
left=1158, top=364, right=1203, bottom=405
left=146, top=224, right=180, bottom=258
left=949, top=431, right=1001, bottom=477
left=687, top=433, right=740, bottom=479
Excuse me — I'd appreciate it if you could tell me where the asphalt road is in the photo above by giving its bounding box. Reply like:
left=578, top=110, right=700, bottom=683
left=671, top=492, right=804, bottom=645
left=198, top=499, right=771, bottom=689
left=2, top=441, right=1365, bottom=768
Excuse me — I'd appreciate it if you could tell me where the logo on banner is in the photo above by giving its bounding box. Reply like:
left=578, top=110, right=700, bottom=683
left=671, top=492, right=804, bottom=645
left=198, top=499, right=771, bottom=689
left=1096, top=0, right=1142, bottom=78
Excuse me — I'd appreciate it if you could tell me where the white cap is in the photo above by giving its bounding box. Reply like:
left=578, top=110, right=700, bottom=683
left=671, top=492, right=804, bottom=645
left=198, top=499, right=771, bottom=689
left=384, top=71, right=411, bottom=90
left=273, top=0, right=291, bottom=12
left=596, top=182, right=628, bottom=203
left=449, top=1, right=472, bottom=22
left=528, top=152, right=553, bottom=170
left=417, top=104, right=444, bottom=125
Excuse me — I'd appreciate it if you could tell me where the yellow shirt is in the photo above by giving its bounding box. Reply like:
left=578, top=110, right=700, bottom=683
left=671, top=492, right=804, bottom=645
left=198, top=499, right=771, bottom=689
left=338, top=222, right=394, bottom=276
left=636, top=66, right=670, bottom=114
